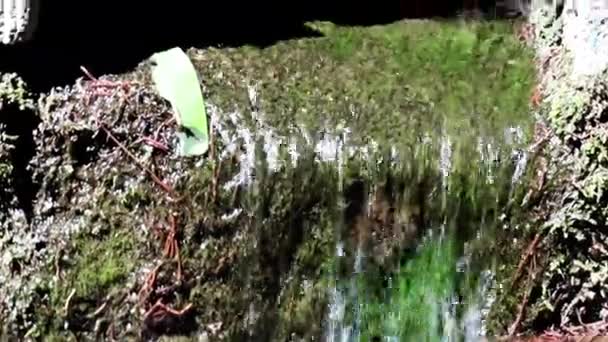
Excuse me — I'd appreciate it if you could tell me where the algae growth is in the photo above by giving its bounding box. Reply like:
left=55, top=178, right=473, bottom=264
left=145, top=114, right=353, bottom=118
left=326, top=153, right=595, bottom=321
left=0, top=19, right=536, bottom=340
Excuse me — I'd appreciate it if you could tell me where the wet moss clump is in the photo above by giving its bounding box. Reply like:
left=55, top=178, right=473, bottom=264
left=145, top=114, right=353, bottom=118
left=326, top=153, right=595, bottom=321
left=0, top=18, right=536, bottom=340
left=195, top=19, right=534, bottom=144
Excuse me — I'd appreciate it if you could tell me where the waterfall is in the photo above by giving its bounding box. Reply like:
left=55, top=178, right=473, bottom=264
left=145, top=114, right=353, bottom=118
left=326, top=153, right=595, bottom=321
left=322, top=124, right=530, bottom=342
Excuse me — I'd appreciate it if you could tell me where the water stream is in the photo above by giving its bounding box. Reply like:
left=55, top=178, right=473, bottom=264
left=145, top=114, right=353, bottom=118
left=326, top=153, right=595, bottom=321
left=194, top=22, right=536, bottom=340
left=212, top=107, right=530, bottom=340
left=211, top=98, right=532, bottom=340
left=319, top=125, right=530, bottom=342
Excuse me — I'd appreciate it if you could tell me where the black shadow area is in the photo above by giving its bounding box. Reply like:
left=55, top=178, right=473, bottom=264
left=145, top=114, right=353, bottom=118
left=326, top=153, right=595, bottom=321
left=0, top=0, right=508, bottom=92
left=0, top=2, right=326, bottom=92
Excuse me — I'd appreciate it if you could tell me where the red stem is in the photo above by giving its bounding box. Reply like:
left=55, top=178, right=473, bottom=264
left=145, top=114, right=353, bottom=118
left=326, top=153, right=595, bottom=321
left=99, top=124, right=177, bottom=198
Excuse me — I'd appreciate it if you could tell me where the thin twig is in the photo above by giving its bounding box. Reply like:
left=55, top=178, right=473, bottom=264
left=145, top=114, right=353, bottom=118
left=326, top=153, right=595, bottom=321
left=106, top=322, right=116, bottom=341
left=166, top=215, right=182, bottom=282
left=163, top=217, right=176, bottom=258
left=164, top=302, right=192, bottom=316
left=80, top=65, right=98, bottom=81
left=63, top=288, right=76, bottom=316
left=99, top=124, right=177, bottom=198
left=141, top=137, right=169, bottom=152
left=138, top=264, right=162, bottom=307
left=511, top=232, right=543, bottom=288
left=88, top=301, right=108, bottom=319
left=143, top=299, right=193, bottom=319
left=175, top=242, right=182, bottom=282
left=527, top=133, right=550, bottom=155
left=81, top=65, right=135, bottom=89
left=23, top=326, right=37, bottom=338
left=508, top=284, right=532, bottom=337
left=509, top=251, right=543, bottom=338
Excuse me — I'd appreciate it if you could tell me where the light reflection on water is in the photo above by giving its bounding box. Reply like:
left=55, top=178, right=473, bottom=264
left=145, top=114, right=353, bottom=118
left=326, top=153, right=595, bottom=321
left=322, top=126, right=529, bottom=342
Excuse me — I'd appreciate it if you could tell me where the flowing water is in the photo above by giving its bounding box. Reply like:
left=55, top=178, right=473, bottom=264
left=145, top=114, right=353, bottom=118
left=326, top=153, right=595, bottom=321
left=319, top=125, right=530, bottom=342
left=211, top=90, right=532, bottom=341
left=205, top=55, right=535, bottom=339
left=192, top=22, right=537, bottom=339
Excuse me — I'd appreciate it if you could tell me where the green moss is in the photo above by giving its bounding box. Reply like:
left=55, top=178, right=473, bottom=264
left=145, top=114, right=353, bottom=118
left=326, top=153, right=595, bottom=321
left=192, top=19, right=535, bottom=337
left=68, top=231, right=136, bottom=298
left=46, top=232, right=134, bottom=323
left=194, top=19, right=535, bottom=146
left=359, top=236, right=458, bottom=340
left=25, top=229, right=138, bottom=338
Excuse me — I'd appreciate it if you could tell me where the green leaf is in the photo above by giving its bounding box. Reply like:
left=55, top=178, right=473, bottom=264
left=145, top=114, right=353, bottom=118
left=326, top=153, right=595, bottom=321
left=150, top=47, right=209, bottom=156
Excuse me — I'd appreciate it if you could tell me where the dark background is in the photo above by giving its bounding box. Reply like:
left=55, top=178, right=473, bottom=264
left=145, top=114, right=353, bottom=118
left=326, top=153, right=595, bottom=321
left=0, top=0, right=513, bottom=92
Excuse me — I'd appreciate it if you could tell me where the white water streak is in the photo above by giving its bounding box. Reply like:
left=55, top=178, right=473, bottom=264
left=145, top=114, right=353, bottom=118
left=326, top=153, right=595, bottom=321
left=210, top=99, right=528, bottom=342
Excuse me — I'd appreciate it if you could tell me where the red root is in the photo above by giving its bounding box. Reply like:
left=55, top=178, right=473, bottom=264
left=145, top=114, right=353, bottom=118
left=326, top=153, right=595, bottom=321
left=142, top=299, right=194, bottom=334
left=138, top=264, right=162, bottom=307
left=144, top=299, right=192, bottom=319
left=141, top=137, right=169, bottom=152
left=163, top=215, right=182, bottom=282
left=99, top=124, right=178, bottom=198
left=511, top=232, right=543, bottom=288
left=531, top=85, right=543, bottom=108
left=508, top=286, right=532, bottom=338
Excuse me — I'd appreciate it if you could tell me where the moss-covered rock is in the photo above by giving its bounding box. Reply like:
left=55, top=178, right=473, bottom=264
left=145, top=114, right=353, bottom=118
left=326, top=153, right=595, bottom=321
left=0, top=19, right=536, bottom=340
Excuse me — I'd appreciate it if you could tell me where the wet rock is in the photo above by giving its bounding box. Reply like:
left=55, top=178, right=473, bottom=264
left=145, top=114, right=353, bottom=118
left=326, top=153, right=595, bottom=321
left=486, top=1, right=608, bottom=336
left=0, top=19, right=535, bottom=340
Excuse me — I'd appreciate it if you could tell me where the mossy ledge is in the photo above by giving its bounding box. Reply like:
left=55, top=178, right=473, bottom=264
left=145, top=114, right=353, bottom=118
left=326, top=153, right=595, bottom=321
left=0, top=19, right=536, bottom=340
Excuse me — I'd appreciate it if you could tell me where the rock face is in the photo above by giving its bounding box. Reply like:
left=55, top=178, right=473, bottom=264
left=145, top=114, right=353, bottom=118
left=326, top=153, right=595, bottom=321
left=1, top=63, right=342, bottom=341
left=484, top=0, right=608, bottom=337
left=534, top=0, right=608, bottom=328
left=0, top=20, right=535, bottom=340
